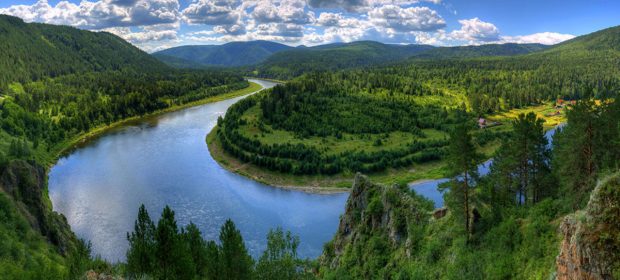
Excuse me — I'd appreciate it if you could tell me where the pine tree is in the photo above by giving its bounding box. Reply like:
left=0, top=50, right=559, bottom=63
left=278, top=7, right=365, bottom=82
left=440, top=116, right=482, bottom=238
left=126, top=204, right=156, bottom=277
left=183, top=222, right=208, bottom=277
left=154, top=205, right=180, bottom=279
left=219, top=219, right=254, bottom=280
left=554, top=100, right=599, bottom=207
left=205, top=240, right=221, bottom=280
left=488, top=113, right=553, bottom=207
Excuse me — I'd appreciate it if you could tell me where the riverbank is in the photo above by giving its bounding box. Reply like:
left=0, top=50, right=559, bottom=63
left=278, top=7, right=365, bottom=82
left=41, top=81, right=263, bottom=168
left=207, top=126, right=453, bottom=193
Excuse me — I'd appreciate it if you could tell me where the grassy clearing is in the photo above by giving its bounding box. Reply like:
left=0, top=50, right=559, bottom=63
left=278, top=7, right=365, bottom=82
left=238, top=104, right=449, bottom=157
left=208, top=126, right=454, bottom=190
left=209, top=101, right=565, bottom=191
left=487, top=102, right=567, bottom=128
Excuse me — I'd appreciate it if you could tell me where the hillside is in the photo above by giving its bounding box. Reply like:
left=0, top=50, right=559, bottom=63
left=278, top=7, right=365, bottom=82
left=544, top=25, right=620, bottom=53
left=412, top=43, right=549, bottom=59
left=0, top=15, right=166, bottom=89
left=0, top=14, right=251, bottom=278
left=153, top=40, right=293, bottom=67
left=253, top=41, right=555, bottom=80
left=152, top=54, right=209, bottom=69
left=253, top=41, right=434, bottom=79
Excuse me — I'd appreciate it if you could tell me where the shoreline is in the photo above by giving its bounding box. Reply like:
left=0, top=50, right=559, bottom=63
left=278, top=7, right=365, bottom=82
left=44, top=81, right=263, bottom=170
left=207, top=127, right=352, bottom=194
left=206, top=126, right=453, bottom=194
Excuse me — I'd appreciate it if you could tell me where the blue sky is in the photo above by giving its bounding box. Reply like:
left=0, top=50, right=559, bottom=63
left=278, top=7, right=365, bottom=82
left=1, top=0, right=618, bottom=52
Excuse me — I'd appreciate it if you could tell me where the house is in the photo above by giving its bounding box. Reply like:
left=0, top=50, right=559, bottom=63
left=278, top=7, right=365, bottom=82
left=478, top=117, right=487, bottom=128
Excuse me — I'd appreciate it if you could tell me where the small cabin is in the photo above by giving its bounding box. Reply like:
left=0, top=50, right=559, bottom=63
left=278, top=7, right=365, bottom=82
left=478, top=118, right=487, bottom=128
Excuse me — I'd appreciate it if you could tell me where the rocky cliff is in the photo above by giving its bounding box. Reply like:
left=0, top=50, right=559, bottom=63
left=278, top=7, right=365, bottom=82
left=556, top=173, right=620, bottom=280
left=0, top=160, right=76, bottom=254
left=319, top=173, right=432, bottom=277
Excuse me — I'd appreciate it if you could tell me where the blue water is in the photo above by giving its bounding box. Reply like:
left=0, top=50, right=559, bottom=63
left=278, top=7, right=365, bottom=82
left=48, top=78, right=562, bottom=261
left=48, top=79, right=348, bottom=262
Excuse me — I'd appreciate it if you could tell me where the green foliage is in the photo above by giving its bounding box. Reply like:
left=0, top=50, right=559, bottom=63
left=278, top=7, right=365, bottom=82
left=0, top=15, right=166, bottom=89
left=441, top=114, right=483, bottom=237
left=219, top=219, right=255, bottom=280
left=155, top=41, right=293, bottom=68
left=256, top=228, right=312, bottom=280
left=0, top=192, right=68, bottom=279
left=488, top=113, right=554, bottom=207
left=411, top=43, right=549, bottom=60
left=126, top=204, right=156, bottom=277
left=124, top=206, right=314, bottom=279
left=254, top=41, right=434, bottom=79
left=217, top=72, right=478, bottom=175
left=183, top=222, right=209, bottom=278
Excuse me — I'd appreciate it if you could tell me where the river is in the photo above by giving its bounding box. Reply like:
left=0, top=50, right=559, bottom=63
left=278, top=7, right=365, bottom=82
left=48, top=79, right=348, bottom=262
left=48, top=78, right=562, bottom=262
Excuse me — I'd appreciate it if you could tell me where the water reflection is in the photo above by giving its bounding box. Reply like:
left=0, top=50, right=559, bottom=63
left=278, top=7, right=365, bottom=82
left=49, top=80, right=348, bottom=262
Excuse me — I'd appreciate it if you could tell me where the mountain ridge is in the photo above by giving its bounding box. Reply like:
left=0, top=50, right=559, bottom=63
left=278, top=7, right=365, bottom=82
left=153, top=40, right=293, bottom=67
left=0, top=14, right=167, bottom=88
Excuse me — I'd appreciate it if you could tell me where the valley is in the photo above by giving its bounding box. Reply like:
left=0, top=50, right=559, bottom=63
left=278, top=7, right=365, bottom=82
left=0, top=8, right=619, bottom=280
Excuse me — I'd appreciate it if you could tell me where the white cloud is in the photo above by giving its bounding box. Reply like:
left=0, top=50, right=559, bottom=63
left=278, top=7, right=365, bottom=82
left=500, top=32, right=575, bottom=45
left=369, top=5, right=445, bottom=32
left=0, top=0, right=576, bottom=50
left=0, top=0, right=180, bottom=29
left=315, top=12, right=364, bottom=28
left=307, top=0, right=441, bottom=13
left=450, top=17, right=499, bottom=43
left=182, top=0, right=240, bottom=25
left=251, top=0, right=312, bottom=25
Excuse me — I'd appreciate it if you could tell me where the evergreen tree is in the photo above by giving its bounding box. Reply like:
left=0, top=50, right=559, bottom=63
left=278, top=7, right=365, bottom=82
left=553, top=100, right=599, bottom=207
left=154, top=205, right=195, bottom=280
left=219, top=219, right=254, bottom=280
left=126, top=204, right=156, bottom=277
left=205, top=240, right=222, bottom=280
left=183, top=222, right=208, bottom=278
left=490, top=113, right=552, bottom=206
left=440, top=116, right=482, bottom=238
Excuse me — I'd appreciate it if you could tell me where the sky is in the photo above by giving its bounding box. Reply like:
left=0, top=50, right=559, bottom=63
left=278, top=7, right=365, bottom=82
left=0, top=0, right=618, bottom=52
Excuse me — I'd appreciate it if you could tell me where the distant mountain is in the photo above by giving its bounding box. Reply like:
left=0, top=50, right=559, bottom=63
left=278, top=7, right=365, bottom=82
left=153, top=41, right=293, bottom=67
left=254, top=41, right=435, bottom=79
left=0, top=14, right=166, bottom=88
left=412, top=43, right=549, bottom=59
left=152, top=54, right=209, bottom=69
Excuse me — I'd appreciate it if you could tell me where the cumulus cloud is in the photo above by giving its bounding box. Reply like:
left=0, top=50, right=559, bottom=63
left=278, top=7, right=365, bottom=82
left=501, top=32, right=575, bottom=45
left=369, top=5, right=445, bottom=32
left=307, top=0, right=440, bottom=12
left=0, top=0, right=576, bottom=50
left=307, top=0, right=367, bottom=12
left=105, top=26, right=176, bottom=43
left=450, top=17, right=499, bottom=42
left=316, top=12, right=364, bottom=28
left=0, top=0, right=179, bottom=29
left=251, top=0, right=312, bottom=25
left=182, top=0, right=241, bottom=25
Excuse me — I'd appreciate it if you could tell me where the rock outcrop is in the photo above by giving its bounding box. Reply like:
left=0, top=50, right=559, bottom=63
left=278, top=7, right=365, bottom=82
left=319, top=173, right=431, bottom=271
left=556, top=174, right=620, bottom=280
left=0, top=160, right=76, bottom=254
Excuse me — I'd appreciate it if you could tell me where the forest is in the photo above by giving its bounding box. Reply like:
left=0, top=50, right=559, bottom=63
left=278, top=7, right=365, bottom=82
left=215, top=25, right=620, bottom=181
left=0, top=11, right=619, bottom=279
left=317, top=98, right=620, bottom=279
